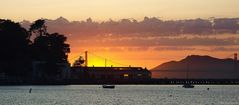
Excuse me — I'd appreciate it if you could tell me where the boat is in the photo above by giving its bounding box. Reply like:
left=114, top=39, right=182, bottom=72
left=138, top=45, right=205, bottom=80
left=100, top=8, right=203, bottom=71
left=182, top=83, right=195, bottom=88
left=102, top=85, right=115, bottom=89
left=183, top=61, right=195, bottom=88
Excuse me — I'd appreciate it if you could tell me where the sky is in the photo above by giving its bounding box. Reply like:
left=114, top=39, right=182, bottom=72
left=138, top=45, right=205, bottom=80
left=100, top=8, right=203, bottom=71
left=2, top=0, right=239, bottom=69
left=1, top=0, right=239, bottom=21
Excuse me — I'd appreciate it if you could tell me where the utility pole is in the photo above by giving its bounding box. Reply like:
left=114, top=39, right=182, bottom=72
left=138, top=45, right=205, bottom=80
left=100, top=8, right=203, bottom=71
left=85, top=51, right=88, bottom=67
left=234, top=53, right=237, bottom=71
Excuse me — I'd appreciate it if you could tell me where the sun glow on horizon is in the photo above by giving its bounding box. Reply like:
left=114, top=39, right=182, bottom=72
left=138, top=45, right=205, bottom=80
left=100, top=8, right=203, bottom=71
left=68, top=51, right=132, bottom=68
left=68, top=46, right=239, bottom=69
left=2, top=0, right=239, bottom=69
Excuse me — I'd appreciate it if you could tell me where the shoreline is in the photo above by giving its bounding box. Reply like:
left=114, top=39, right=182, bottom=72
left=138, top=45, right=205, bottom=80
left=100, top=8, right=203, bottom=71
left=1, top=79, right=239, bottom=85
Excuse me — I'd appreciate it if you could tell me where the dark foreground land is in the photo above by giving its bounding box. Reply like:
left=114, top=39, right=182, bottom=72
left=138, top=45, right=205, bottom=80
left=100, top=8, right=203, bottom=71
left=1, top=79, right=239, bottom=85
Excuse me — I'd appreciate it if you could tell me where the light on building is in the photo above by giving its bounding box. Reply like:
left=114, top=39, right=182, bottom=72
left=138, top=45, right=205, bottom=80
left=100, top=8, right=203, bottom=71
left=137, top=74, right=142, bottom=76
left=123, top=74, right=129, bottom=77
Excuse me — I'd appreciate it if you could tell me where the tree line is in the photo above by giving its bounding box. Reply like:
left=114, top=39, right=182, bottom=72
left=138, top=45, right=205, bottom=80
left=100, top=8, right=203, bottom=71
left=0, top=19, right=70, bottom=79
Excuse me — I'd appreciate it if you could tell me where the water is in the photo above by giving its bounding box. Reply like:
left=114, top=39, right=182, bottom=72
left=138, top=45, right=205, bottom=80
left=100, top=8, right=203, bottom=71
left=0, top=85, right=239, bottom=105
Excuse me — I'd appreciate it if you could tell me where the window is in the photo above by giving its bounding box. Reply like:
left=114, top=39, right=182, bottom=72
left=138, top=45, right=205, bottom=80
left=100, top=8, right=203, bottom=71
left=123, top=74, right=129, bottom=77
left=137, top=74, right=142, bottom=76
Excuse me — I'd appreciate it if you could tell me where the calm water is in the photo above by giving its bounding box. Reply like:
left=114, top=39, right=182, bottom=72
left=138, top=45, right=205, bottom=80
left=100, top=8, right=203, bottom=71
left=0, top=85, right=239, bottom=105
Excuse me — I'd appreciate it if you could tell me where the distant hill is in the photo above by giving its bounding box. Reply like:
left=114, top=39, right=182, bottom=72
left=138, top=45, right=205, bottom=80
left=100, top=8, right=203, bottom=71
left=151, top=55, right=239, bottom=79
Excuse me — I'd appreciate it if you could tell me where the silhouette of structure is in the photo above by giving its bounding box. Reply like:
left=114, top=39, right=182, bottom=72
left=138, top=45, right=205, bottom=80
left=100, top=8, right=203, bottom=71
left=70, top=51, right=151, bottom=83
left=234, top=53, right=237, bottom=71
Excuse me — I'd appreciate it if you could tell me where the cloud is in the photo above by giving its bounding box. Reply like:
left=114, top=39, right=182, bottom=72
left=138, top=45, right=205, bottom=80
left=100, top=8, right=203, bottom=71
left=20, top=17, right=239, bottom=52
left=153, top=46, right=196, bottom=51
left=21, top=17, right=239, bottom=38
left=210, top=47, right=239, bottom=52
left=70, top=36, right=239, bottom=47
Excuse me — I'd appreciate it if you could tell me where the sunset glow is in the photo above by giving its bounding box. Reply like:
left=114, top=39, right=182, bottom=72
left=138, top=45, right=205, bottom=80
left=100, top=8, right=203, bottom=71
left=68, top=45, right=239, bottom=69
left=2, top=0, right=239, bottom=69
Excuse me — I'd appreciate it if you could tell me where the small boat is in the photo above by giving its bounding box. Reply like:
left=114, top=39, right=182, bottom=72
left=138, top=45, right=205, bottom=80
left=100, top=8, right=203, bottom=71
left=102, top=85, right=115, bottom=89
left=182, top=83, right=194, bottom=88
left=182, top=61, right=195, bottom=88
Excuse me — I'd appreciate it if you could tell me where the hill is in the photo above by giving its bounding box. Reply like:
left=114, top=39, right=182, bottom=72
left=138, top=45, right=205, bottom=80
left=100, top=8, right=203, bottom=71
left=151, top=55, right=239, bottom=79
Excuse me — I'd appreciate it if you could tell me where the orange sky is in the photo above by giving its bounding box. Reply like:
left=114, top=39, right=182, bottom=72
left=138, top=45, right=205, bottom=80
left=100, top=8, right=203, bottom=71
left=67, top=34, right=239, bottom=69
left=68, top=46, right=239, bottom=69
left=2, top=0, right=239, bottom=69
left=68, top=49, right=235, bottom=69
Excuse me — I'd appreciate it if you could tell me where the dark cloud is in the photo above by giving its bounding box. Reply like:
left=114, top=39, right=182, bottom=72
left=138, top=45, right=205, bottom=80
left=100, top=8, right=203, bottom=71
left=20, top=17, right=239, bottom=38
left=20, top=17, right=239, bottom=52
left=213, top=18, right=239, bottom=34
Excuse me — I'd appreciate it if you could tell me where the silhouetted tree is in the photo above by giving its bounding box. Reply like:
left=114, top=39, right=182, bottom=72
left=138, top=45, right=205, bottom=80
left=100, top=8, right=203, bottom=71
left=46, top=33, right=70, bottom=62
left=0, top=19, right=70, bottom=82
left=30, top=19, right=70, bottom=77
left=32, top=33, right=70, bottom=62
left=0, top=19, right=31, bottom=77
left=29, top=19, right=47, bottom=37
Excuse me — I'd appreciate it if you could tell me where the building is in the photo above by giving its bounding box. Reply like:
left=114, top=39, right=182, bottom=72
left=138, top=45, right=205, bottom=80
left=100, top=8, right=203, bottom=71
left=32, top=61, right=71, bottom=81
left=70, top=51, right=151, bottom=82
left=71, top=66, right=151, bottom=80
